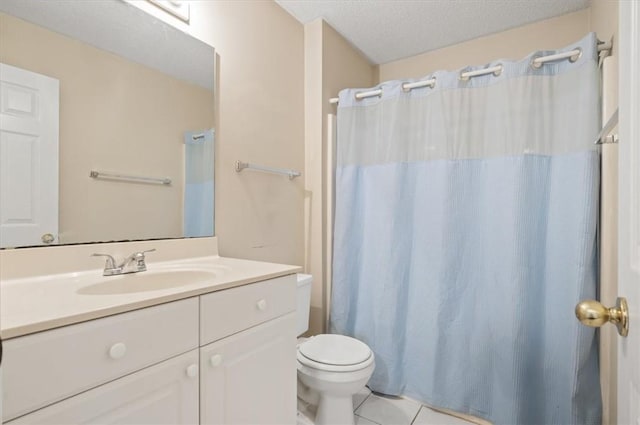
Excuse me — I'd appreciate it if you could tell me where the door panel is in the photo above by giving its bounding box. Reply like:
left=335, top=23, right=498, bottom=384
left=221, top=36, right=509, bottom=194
left=617, top=2, right=640, bottom=423
left=0, top=63, right=59, bottom=247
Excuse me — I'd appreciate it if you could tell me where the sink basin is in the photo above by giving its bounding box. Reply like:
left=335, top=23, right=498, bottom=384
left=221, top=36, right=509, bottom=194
left=77, top=269, right=219, bottom=295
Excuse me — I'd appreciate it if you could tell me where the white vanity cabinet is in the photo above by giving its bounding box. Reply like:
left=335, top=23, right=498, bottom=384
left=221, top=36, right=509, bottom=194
left=2, top=273, right=298, bottom=425
left=199, top=275, right=297, bottom=424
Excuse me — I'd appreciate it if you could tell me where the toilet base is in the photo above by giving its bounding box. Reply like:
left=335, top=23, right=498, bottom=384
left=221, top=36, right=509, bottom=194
left=315, top=394, right=355, bottom=425
left=298, top=378, right=320, bottom=406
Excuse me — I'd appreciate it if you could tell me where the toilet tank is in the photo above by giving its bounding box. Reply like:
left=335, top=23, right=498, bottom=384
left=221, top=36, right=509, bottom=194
left=296, top=273, right=313, bottom=336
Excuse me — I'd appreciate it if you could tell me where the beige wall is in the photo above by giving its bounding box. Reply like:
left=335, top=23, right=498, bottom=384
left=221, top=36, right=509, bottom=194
left=304, top=19, right=375, bottom=334
left=590, top=1, right=619, bottom=424
left=128, top=1, right=306, bottom=266
left=0, top=12, right=213, bottom=244
left=378, top=9, right=591, bottom=82
left=194, top=1, right=305, bottom=266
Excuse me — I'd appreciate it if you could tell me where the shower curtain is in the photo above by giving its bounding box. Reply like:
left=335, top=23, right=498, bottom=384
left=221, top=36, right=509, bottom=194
left=183, top=129, right=214, bottom=237
left=331, top=33, right=601, bottom=425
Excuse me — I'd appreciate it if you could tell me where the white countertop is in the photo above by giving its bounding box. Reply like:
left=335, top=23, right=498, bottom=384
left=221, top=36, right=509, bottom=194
left=1, top=255, right=301, bottom=339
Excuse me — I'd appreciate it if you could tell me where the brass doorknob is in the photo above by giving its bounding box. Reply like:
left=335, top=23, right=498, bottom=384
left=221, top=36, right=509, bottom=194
left=575, top=297, right=628, bottom=337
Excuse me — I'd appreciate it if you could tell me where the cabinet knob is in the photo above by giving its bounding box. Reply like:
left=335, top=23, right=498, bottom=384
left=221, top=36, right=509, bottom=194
left=186, top=364, right=198, bottom=378
left=256, top=299, right=268, bottom=311
left=109, top=342, right=127, bottom=360
left=210, top=354, right=223, bottom=367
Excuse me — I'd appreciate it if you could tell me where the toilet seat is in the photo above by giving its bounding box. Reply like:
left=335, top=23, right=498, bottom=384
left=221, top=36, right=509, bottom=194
left=297, top=334, right=374, bottom=372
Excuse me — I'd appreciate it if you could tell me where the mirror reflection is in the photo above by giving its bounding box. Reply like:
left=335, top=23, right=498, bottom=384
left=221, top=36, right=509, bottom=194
left=0, top=0, right=215, bottom=249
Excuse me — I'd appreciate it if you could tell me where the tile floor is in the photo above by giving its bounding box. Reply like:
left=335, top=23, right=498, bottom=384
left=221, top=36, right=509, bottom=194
left=298, top=386, right=476, bottom=425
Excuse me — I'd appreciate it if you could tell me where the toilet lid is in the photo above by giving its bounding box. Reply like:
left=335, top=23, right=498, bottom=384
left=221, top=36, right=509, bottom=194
left=298, top=334, right=371, bottom=366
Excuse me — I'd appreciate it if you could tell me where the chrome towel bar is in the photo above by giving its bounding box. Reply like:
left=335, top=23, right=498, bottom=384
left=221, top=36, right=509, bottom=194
left=89, top=170, right=172, bottom=185
left=235, top=160, right=301, bottom=180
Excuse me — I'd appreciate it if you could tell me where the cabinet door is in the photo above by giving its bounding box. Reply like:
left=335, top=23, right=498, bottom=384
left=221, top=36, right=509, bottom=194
left=8, top=350, right=199, bottom=425
left=200, top=313, right=297, bottom=425
left=3, top=298, right=198, bottom=421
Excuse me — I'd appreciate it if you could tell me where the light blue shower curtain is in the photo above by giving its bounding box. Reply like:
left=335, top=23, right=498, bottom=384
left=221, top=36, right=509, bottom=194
left=184, top=129, right=214, bottom=237
left=331, top=33, right=601, bottom=425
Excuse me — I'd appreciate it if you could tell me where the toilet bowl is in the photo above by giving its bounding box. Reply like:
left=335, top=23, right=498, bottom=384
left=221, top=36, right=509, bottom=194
left=296, top=275, right=375, bottom=425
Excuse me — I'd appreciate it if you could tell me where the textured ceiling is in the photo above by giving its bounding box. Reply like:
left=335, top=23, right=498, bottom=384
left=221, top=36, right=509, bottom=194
left=275, top=0, right=591, bottom=65
left=0, top=0, right=214, bottom=90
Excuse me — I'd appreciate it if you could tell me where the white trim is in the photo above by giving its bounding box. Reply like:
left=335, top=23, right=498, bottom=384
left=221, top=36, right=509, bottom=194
left=325, top=114, right=336, bottom=331
left=617, top=1, right=640, bottom=424
left=624, top=2, right=640, bottom=272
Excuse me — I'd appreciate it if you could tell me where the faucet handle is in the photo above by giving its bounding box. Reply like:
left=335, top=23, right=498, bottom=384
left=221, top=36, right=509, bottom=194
left=135, top=249, right=156, bottom=261
left=91, top=253, right=116, bottom=269
left=133, top=248, right=155, bottom=271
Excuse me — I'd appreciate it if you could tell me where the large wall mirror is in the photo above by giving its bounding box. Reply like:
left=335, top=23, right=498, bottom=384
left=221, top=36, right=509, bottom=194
left=0, top=0, right=215, bottom=249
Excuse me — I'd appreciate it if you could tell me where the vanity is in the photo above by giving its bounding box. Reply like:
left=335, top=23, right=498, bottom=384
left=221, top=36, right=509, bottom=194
left=0, top=238, right=301, bottom=424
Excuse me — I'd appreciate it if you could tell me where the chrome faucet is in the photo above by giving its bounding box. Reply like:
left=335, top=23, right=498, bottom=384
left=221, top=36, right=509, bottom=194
left=92, top=249, right=156, bottom=276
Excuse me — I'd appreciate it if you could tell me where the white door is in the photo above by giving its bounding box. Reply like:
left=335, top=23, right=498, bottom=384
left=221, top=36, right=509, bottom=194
left=6, top=350, right=199, bottom=424
left=617, top=2, right=640, bottom=424
left=200, top=313, right=297, bottom=425
left=0, top=63, right=59, bottom=248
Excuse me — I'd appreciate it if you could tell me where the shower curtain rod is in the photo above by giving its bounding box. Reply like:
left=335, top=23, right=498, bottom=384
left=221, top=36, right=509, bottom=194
left=328, top=40, right=612, bottom=105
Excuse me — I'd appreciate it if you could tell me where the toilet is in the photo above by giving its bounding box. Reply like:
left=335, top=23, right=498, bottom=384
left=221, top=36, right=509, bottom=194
left=296, top=274, right=375, bottom=425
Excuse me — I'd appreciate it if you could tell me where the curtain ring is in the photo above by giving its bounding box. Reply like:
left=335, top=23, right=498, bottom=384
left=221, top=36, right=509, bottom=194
left=569, top=47, right=583, bottom=63
left=354, top=90, right=382, bottom=101
left=530, top=55, right=543, bottom=69
left=401, top=77, right=437, bottom=92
